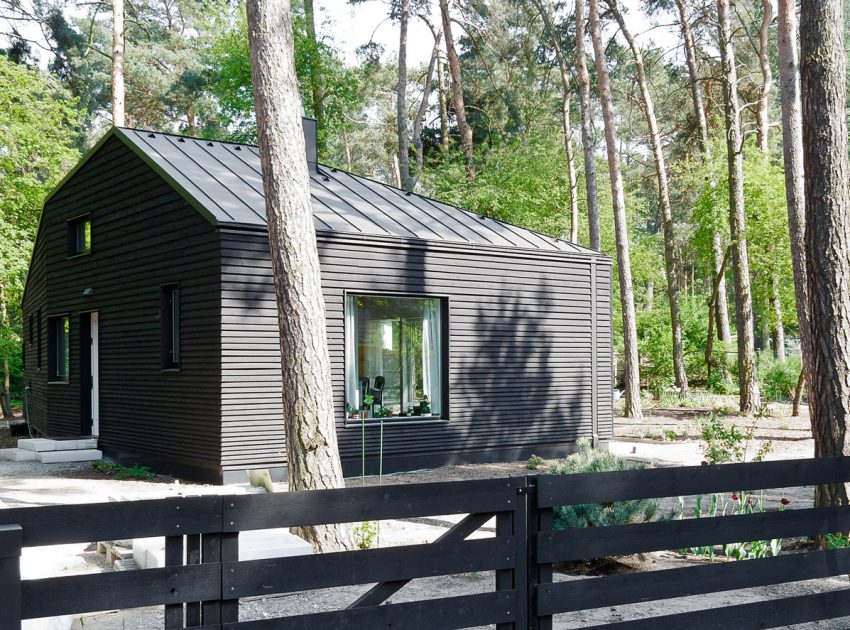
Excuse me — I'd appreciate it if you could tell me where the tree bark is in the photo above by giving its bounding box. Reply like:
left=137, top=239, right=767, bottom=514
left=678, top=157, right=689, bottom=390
left=439, top=0, right=474, bottom=178
left=712, top=233, right=732, bottom=342
left=575, top=0, right=600, bottom=251
left=801, top=0, right=850, bottom=506
left=589, top=0, right=641, bottom=419
left=111, top=0, right=125, bottom=126
left=609, top=0, right=688, bottom=393
left=0, top=287, right=12, bottom=419
left=777, top=0, right=813, bottom=414
left=303, top=0, right=325, bottom=154
left=532, top=0, right=579, bottom=243
left=771, top=274, right=785, bottom=360
left=792, top=368, right=805, bottom=417
left=706, top=246, right=732, bottom=376
left=411, top=24, right=441, bottom=190
left=396, top=0, right=411, bottom=191
left=437, top=55, right=450, bottom=154
left=756, top=0, right=773, bottom=154
left=718, top=0, right=760, bottom=414
left=245, top=0, right=354, bottom=552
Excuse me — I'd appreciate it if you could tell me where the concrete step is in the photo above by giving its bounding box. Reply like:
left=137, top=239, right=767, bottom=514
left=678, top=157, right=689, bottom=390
left=35, top=449, right=102, bottom=464
left=0, top=447, right=36, bottom=461
left=18, top=438, right=98, bottom=452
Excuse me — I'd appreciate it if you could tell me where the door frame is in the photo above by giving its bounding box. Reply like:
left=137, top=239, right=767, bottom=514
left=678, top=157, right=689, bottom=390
left=79, top=311, right=99, bottom=437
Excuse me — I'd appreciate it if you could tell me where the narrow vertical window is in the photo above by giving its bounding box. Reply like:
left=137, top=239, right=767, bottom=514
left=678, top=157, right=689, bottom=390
left=37, top=310, right=42, bottom=370
left=67, top=215, right=91, bottom=256
left=47, top=315, right=70, bottom=382
left=162, top=285, right=180, bottom=369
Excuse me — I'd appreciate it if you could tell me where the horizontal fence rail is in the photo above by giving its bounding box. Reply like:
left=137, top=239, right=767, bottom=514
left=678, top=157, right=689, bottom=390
left=1, top=457, right=850, bottom=629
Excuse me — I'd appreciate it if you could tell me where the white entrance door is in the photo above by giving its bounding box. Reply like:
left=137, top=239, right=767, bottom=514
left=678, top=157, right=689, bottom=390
left=90, top=312, right=100, bottom=436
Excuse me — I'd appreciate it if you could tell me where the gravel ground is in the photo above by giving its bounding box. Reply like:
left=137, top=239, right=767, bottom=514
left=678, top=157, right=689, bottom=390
left=5, top=403, right=850, bottom=628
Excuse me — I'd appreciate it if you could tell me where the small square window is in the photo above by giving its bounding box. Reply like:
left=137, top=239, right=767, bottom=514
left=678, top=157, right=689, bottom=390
left=67, top=215, right=91, bottom=256
left=162, top=285, right=180, bottom=369
left=48, top=315, right=70, bottom=382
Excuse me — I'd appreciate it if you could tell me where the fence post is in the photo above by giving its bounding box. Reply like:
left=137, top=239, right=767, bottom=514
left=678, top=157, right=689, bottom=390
left=527, top=475, right=553, bottom=630
left=496, top=476, right=530, bottom=630
left=0, top=524, right=23, bottom=630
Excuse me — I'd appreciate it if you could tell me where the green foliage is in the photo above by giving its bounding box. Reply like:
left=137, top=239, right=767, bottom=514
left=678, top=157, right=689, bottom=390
left=90, top=460, right=156, bottom=479
left=826, top=533, right=850, bottom=550
left=353, top=521, right=378, bottom=550
left=526, top=454, right=544, bottom=470
left=757, top=352, right=802, bottom=402
left=699, top=414, right=771, bottom=464
left=550, top=439, right=661, bottom=530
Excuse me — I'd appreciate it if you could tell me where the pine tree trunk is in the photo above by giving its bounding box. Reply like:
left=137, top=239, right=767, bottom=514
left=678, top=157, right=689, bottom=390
left=532, top=0, right=579, bottom=243
left=712, top=234, right=732, bottom=342
left=396, top=0, right=411, bottom=191
left=800, top=0, right=850, bottom=507
left=439, top=0, right=474, bottom=178
left=756, top=0, right=773, bottom=153
left=777, top=0, right=813, bottom=413
left=771, top=274, right=785, bottom=361
left=589, top=0, right=641, bottom=419
left=718, top=0, right=760, bottom=414
left=575, top=0, right=600, bottom=251
left=610, top=1, right=688, bottom=393
left=437, top=56, right=450, bottom=154
left=303, top=0, right=325, bottom=153
left=0, top=287, right=11, bottom=419
left=111, top=0, right=125, bottom=126
left=245, top=0, right=354, bottom=552
left=411, top=28, right=440, bottom=189
left=792, top=368, right=805, bottom=417
left=646, top=281, right=654, bottom=311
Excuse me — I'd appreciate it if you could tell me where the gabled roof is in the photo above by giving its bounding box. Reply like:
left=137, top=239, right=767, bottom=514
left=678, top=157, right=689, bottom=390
left=51, top=126, right=602, bottom=256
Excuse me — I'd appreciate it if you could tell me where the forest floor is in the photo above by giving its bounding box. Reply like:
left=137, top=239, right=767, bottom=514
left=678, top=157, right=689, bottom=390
left=3, top=399, right=848, bottom=629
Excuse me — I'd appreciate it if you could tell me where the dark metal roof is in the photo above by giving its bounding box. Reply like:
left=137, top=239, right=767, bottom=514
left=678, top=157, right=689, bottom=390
left=115, top=127, right=599, bottom=255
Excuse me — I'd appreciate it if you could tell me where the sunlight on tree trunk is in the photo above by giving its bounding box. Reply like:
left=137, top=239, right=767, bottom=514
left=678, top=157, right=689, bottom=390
left=245, top=0, right=354, bottom=551
left=575, top=0, right=600, bottom=251
left=396, top=0, right=411, bottom=191
left=801, top=0, right=850, bottom=507
left=111, top=0, right=124, bottom=126
left=718, top=0, right=759, bottom=414
left=303, top=0, right=325, bottom=154
left=439, top=0, right=474, bottom=178
left=589, top=0, right=641, bottom=419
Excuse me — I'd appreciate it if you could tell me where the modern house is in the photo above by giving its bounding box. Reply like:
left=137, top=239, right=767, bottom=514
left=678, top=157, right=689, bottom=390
left=20, top=119, right=614, bottom=483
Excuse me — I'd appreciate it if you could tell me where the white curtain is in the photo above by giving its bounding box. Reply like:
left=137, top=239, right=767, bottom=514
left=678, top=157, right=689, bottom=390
left=364, top=320, right=384, bottom=385
left=421, top=300, right=441, bottom=415
left=345, top=295, right=358, bottom=410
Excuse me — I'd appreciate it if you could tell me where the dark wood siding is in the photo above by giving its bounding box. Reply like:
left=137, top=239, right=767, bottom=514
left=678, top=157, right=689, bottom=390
left=21, top=224, right=48, bottom=434
left=220, top=229, right=613, bottom=476
left=22, top=136, right=222, bottom=480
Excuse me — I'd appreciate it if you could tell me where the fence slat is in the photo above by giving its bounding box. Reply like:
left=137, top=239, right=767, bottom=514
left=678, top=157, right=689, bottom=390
left=201, top=533, right=222, bottom=624
left=537, top=547, right=850, bottom=615
left=536, top=457, right=850, bottom=507
left=219, top=591, right=517, bottom=630
left=223, top=478, right=518, bottom=531
left=537, top=506, right=850, bottom=562
left=0, top=495, right=223, bottom=546
left=226, top=536, right=514, bottom=598
left=579, top=588, right=850, bottom=629
left=220, top=532, right=239, bottom=623
left=21, top=563, right=220, bottom=619
left=164, top=535, right=185, bottom=629
left=186, top=534, right=201, bottom=626
left=0, top=524, right=22, bottom=630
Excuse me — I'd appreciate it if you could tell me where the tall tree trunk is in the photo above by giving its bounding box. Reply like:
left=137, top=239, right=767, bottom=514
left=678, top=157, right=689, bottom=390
left=676, top=0, right=732, bottom=343
left=303, top=0, right=325, bottom=154
left=589, top=0, right=641, bottom=419
left=532, top=0, right=579, bottom=243
left=575, top=0, right=600, bottom=251
left=411, top=24, right=441, bottom=190
left=756, top=0, right=773, bottom=153
left=439, top=0, right=474, bottom=178
left=0, top=286, right=12, bottom=419
left=718, top=0, right=760, bottom=414
left=245, top=0, right=354, bottom=552
left=437, top=55, right=450, bottom=154
left=111, top=0, right=125, bottom=126
left=771, top=274, right=785, bottom=360
left=801, top=0, right=850, bottom=506
left=777, top=0, right=813, bottom=407
left=646, top=281, right=654, bottom=311
left=396, top=0, right=411, bottom=191
left=609, top=0, right=688, bottom=393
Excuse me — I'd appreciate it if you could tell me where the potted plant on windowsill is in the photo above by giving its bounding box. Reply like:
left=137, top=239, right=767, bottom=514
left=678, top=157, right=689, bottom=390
left=361, top=394, right=374, bottom=420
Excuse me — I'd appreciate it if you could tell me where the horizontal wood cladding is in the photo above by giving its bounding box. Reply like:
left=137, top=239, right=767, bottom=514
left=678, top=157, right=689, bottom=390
left=22, top=135, right=222, bottom=479
left=21, top=224, right=48, bottom=434
left=219, top=229, right=613, bottom=473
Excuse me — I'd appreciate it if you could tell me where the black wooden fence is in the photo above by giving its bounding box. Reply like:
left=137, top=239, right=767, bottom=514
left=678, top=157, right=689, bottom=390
left=2, top=457, right=850, bottom=629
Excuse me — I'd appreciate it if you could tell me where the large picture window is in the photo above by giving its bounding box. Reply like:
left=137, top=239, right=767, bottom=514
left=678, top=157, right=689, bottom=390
left=346, top=294, right=444, bottom=419
left=48, top=315, right=70, bottom=382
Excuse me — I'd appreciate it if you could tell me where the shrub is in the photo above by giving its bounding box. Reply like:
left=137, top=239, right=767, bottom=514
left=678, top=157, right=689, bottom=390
left=757, top=352, right=802, bottom=402
left=550, top=438, right=661, bottom=530
left=526, top=454, right=544, bottom=470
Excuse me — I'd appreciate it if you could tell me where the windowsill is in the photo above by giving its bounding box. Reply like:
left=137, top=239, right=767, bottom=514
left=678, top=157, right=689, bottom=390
left=344, top=415, right=447, bottom=429
left=48, top=380, right=70, bottom=385
left=66, top=251, right=91, bottom=260
left=161, top=367, right=181, bottom=373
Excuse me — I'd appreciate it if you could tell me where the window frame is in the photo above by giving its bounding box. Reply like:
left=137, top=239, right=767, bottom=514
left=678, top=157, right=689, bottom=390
left=161, top=284, right=181, bottom=371
left=343, top=290, right=450, bottom=428
left=47, top=314, right=70, bottom=384
left=66, top=213, right=92, bottom=258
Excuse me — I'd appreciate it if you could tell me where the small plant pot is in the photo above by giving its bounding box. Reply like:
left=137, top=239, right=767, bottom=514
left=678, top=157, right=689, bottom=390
left=361, top=410, right=370, bottom=420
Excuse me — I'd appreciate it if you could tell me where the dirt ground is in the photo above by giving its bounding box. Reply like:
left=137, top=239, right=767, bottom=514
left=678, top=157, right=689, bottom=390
left=4, top=403, right=850, bottom=629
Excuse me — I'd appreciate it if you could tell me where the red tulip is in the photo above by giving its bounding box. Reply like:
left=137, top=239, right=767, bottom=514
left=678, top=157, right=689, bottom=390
left=731, top=493, right=739, bottom=501
left=780, top=498, right=790, bottom=506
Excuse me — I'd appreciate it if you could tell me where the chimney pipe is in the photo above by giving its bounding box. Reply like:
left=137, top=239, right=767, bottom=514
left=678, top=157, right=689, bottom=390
left=301, top=116, right=318, bottom=171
